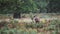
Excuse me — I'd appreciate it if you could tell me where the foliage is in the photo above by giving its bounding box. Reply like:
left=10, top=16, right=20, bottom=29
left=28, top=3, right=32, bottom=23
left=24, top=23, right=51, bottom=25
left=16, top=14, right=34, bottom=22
left=47, top=0, right=60, bottom=13
left=0, top=0, right=60, bottom=13
left=0, top=0, right=50, bottom=14
left=0, top=16, right=60, bottom=34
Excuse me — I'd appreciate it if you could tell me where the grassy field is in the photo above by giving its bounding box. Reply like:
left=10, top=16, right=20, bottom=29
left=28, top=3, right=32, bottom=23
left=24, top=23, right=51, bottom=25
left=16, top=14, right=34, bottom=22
left=0, top=13, right=60, bottom=34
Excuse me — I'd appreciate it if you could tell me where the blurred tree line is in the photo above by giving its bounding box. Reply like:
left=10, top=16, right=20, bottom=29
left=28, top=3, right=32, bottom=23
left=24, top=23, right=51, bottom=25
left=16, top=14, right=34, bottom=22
left=47, top=0, right=60, bottom=13
left=0, top=0, right=60, bottom=14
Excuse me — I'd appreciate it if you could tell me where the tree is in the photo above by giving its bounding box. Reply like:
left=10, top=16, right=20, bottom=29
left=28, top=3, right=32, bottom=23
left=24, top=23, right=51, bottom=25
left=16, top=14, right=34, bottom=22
left=47, top=0, right=60, bottom=13
left=0, top=0, right=38, bottom=14
left=0, top=0, right=17, bottom=14
left=1, top=0, right=58, bottom=13
left=34, top=0, right=49, bottom=13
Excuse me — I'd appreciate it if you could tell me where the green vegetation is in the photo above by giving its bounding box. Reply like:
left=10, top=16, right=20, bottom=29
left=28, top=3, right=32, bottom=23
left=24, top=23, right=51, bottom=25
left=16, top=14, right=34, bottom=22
left=0, top=0, right=49, bottom=14
left=0, top=0, right=60, bottom=14
left=0, top=18, right=60, bottom=34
